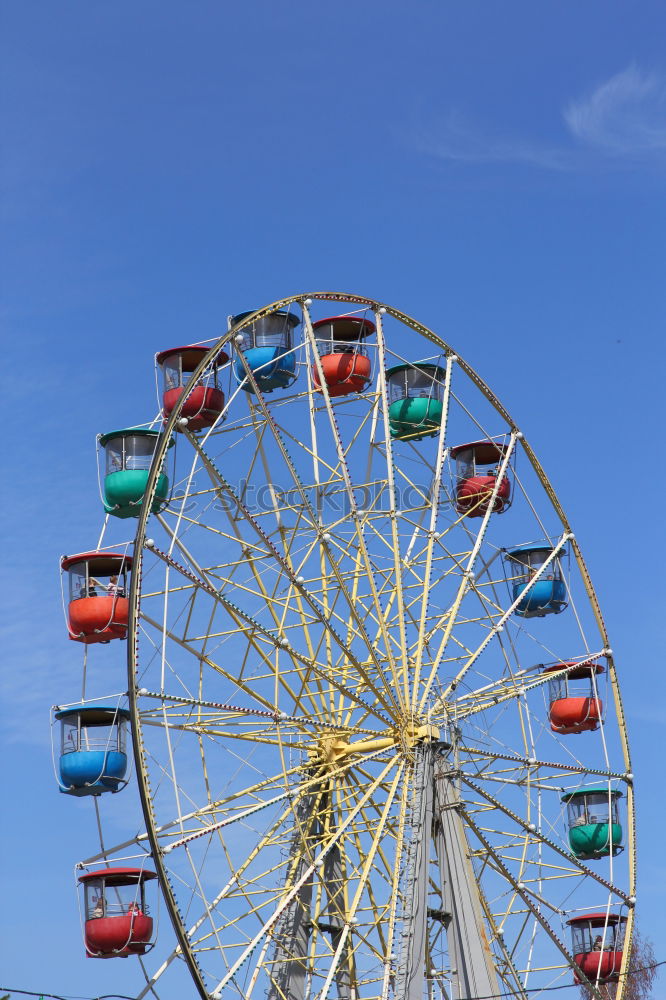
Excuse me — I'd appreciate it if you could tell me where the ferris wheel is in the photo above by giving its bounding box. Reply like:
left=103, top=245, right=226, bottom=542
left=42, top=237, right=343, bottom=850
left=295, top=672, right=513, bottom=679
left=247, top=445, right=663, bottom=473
left=56, top=293, right=635, bottom=1000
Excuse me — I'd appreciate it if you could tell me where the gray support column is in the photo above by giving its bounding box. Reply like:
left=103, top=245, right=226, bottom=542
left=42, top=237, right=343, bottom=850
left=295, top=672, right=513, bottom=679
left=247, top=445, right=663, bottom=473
left=433, top=755, right=500, bottom=1000
left=268, top=789, right=319, bottom=1000
left=323, top=842, right=355, bottom=1000
left=394, top=745, right=434, bottom=1000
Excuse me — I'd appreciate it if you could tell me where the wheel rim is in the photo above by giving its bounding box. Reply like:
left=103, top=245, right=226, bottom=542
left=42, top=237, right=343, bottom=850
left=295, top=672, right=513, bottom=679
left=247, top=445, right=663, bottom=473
left=83, top=293, right=635, bottom=999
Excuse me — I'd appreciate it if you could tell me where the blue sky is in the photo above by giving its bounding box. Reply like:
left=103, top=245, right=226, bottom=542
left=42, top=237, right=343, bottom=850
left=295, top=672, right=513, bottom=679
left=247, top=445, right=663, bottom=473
left=1, top=2, right=665, bottom=997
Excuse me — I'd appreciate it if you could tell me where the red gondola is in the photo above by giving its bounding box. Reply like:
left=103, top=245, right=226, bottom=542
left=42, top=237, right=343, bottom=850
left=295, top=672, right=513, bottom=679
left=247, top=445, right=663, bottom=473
left=156, top=345, right=229, bottom=431
left=61, top=552, right=132, bottom=643
left=312, top=316, right=374, bottom=397
left=78, top=867, right=157, bottom=958
left=544, top=663, right=604, bottom=734
left=450, top=440, right=511, bottom=517
left=568, top=913, right=626, bottom=984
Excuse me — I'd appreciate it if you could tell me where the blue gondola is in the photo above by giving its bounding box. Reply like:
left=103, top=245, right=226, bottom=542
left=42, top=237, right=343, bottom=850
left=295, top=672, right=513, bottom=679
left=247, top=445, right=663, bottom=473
left=505, top=544, right=567, bottom=617
left=55, top=704, right=130, bottom=796
left=232, top=310, right=300, bottom=392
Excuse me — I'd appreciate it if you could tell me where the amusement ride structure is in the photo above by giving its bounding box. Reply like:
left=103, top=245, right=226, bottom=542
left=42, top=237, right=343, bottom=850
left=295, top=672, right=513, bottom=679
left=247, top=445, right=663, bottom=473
left=54, top=293, right=635, bottom=1000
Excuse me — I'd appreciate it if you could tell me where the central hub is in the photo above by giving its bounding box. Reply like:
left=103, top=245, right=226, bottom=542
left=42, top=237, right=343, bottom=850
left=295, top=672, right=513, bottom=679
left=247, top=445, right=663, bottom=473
left=314, top=722, right=440, bottom=765
left=318, top=733, right=351, bottom=763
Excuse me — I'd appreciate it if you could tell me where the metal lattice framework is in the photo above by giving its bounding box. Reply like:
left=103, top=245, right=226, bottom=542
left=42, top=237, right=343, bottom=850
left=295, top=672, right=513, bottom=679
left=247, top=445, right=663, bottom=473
left=81, top=293, right=635, bottom=1000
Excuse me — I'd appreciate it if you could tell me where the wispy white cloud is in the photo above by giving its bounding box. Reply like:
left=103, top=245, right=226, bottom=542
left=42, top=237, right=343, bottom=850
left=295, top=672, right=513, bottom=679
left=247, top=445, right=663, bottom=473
left=564, top=64, right=666, bottom=155
left=422, top=110, right=571, bottom=170
left=421, top=65, right=666, bottom=170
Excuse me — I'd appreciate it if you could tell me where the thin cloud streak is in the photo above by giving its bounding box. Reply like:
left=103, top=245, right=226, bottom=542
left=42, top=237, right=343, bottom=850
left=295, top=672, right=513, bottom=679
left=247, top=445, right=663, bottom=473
left=422, top=65, right=666, bottom=170
left=423, top=111, right=571, bottom=170
left=564, top=64, right=666, bottom=155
